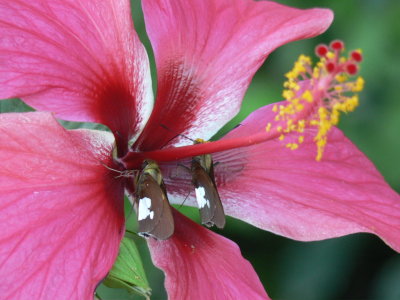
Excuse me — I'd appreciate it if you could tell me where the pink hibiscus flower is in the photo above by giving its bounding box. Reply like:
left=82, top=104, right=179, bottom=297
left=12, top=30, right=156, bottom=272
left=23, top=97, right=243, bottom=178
left=0, top=0, right=399, bottom=299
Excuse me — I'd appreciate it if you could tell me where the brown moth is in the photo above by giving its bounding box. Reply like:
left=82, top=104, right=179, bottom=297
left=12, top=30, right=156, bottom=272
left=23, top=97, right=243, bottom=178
left=135, top=159, right=174, bottom=240
left=191, top=139, right=225, bottom=229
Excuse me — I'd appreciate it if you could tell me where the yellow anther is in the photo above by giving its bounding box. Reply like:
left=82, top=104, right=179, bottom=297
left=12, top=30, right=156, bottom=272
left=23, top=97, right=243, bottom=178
left=301, top=90, right=313, bottom=103
left=331, top=110, right=340, bottom=125
left=267, top=43, right=363, bottom=161
left=335, top=74, right=348, bottom=83
left=326, top=52, right=335, bottom=59
left=299, top=55, right=311, bottom=64
left=312, top=66, right=320, bottom=78
left=286, top=143, right=299, bottom=150
left=282, top=89, right=295, bottom=100
left=334, top=85, right=343, bottom=92
left=266, top=123, right=272, bottom=132
left=295, top=103, right=304, bottom=112
left=195, top=138, right=206, bottom=144
left=353, top=77, right=364, bottom=92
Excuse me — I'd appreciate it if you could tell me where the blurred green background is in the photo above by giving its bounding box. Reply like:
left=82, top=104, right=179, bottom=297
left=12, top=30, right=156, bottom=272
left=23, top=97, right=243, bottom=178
left=101, top=1, right=399, bottom=299
left=2, top=0, right=399, bottom=299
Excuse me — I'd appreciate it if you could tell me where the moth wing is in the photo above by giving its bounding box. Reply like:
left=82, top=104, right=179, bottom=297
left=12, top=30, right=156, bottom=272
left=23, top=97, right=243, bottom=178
left=136, top=174, right=174, bottom=240
left=192, top=162, right=225, bottom=229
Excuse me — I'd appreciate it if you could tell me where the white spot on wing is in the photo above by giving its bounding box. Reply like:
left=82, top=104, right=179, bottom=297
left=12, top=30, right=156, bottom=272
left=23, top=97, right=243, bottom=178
left=138, top=197, right=154, bottom=220
left=195, top=187, right=210, bottom=209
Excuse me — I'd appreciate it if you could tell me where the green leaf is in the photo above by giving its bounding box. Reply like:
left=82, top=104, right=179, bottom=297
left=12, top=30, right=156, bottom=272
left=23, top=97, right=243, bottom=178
left=58, top=119, right=109, bottom=131
left=0, top=98, right=109, bottom=131
left=0, top=98, right=34, bottom=113
left=103, top=237, right=151, bottom=299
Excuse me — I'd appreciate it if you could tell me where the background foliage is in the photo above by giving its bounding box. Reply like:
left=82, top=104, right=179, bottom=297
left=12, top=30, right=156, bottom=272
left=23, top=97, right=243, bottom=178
left=2, top=0, right=398, bottom=299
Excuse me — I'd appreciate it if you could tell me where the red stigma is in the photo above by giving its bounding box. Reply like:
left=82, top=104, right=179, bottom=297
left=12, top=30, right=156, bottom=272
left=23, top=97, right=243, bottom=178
left=326, top=62, right=335, bottom=73
left=346, top=63, right=358, bottom=75
left=351, top=51, right=363, bottom=62
left=315, top=44, right=329, bottom=57
left=330, top=40, right=344, bottom=51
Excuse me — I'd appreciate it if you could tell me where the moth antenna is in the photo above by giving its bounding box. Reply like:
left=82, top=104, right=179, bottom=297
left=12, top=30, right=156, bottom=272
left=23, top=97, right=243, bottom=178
left=178, top=190, right=191, bottom=210
left=167, top=163, right=190, bottom=180
left=101, top=162, right=123, bottom=174
left=101, top=163, right=138, bottom=178
left=115, top=170, right=138, bottom=179
left=160, top=124, right=196, bottom=145
left=177, top=163, right=190, bottom=172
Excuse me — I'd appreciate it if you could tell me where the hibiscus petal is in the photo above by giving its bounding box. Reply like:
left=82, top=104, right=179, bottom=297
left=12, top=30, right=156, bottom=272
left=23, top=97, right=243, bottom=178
left=136, top=0, right=333, bottom=150
left=148, top=209, right=269, bottom=299
left=0, top=112, right=125, bottom=299
left=0, top=0, right=153, bottom=152
left=164, top=104, right=400, bottom=252
left=219, top=105, right=400, bottom=252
